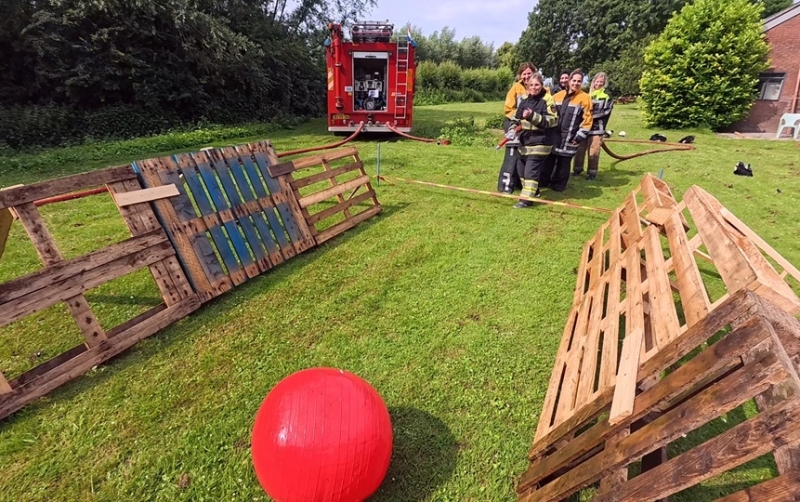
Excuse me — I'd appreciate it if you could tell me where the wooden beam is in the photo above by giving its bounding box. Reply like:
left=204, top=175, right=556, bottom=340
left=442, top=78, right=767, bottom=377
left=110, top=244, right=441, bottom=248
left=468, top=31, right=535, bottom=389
left=0, top=166, right=135, bottom=210
left=609, top=328, right=643, bottom=425
left=112, top=184, right=180, bottom=207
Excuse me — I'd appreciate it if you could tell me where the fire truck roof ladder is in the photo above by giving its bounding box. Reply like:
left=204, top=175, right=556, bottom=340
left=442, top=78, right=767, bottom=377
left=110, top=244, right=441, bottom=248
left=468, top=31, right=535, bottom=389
left=395, top=37, right=409, bottom=121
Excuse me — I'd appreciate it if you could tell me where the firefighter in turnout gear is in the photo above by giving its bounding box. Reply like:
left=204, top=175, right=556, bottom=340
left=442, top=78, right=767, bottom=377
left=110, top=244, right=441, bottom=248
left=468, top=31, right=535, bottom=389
left=509, top=74, right=558, bottom=208
left=573, top=72, right=613, bottom=180
left=497, top=62, right=536, bottom=194
left=539, top=69, right=593, bottom=192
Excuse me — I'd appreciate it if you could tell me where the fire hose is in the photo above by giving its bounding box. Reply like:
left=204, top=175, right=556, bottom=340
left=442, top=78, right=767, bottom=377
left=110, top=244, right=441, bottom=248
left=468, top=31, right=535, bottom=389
left=385, top=123, right=450, bottom=145
left=496, top=132, right=694, bottom=160
left=277, top=122, right=365, bottom=158
left=376, top=175, right=612, bottom=214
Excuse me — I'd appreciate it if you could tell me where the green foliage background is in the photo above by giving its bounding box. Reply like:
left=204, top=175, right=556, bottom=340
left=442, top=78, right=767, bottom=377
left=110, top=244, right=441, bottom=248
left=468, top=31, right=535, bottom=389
left=639, top=0, right=770, bottom=130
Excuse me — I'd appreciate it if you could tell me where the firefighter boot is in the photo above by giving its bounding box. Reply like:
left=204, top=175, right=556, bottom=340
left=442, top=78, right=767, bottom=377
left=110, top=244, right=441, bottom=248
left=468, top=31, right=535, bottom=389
left=514, top=179, right=538, bottom=209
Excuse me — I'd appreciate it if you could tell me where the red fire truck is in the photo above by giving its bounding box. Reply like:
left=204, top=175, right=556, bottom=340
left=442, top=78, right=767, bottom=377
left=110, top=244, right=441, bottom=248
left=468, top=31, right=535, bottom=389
left=325, top=21, right=416, bottom=134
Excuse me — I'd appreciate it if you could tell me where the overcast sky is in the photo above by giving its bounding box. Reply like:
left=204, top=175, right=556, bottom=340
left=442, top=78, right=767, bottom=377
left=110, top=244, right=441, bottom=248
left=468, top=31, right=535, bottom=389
left=366, top=0, right=533, bottom=48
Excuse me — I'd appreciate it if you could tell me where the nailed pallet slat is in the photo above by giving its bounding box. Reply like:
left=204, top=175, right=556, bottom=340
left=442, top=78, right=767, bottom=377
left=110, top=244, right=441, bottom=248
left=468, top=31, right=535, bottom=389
left=220, top=147, right=282, bottom=267
left=0, top=296, right=200, bottom=421
left=13, top=202, right=108, bottom=348
left=234, top=146, right=296, bottom=260
left=0, top=166, right=136, bottom=210
left=291, top=161, right=364, bottom=190
left=113, top=184, right=179, bottom=206
left=251, top=142, right=316, bottom=254
left=520, top=174, right=800, bottom=502
left=287, top=147, right=360, bottom=170
left=173, top=155, right=246, bottom=286
left=207, top=151, right=267, bottom=275
left=192, top=151, right=257, bottom=279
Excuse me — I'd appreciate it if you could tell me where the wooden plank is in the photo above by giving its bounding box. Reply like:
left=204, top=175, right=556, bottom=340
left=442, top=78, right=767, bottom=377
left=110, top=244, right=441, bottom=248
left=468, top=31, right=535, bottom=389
left=207, top=151, right=268, bottom=275
left=0, top=229, right=166, bottom=305
left=519, top=316, right=769, bottom=491
left=153, top=162, right=228, bottom=297
left=684, top=188, right=758, bottom=292
left=0, top=372, right=11, bottom=394
left=174, top=154, right=246, bottom=284
left=113, top=184, right=179, bottom=207
left=591, top=398, right=800, bottom=502
left=314, top=204, right=382, bottom=245
left=528, top=289, right=763, bottom=460
left=0, top=166, right=136, bottom=210
left=643, top=226, right=680, bottom=347
left=299, top=175, right=371, bottom=209
left=13, top=202, right=108, bottom=348
left=233, top=146, right=294, bottom=261
left=0, top=207, right=13, bottom=262
left=599, top=210, right=624, bottom=393
left=108, top=179, right=192, bottom=305
left=323, top=159, right=352, bottom=219
left=715, top=472, right=800, bottom=502
left=597, top=428, right=631, bottom=496
left=721, top=207, right=800, bottom=284
left=663, top=209, right=709, bottom=326
left=306, top=190, right=376, bottom=226
left=621, top=192, right=643, bottom=245
left=0, top=295, right=200, bottom=421
left=644, top=207, right=674, bottom=226
left=288, top=147, right=360, bottom=170
left=521, top=350, right=791, bottom=502
left=191, top=151, right=258, bottom=279
left=266, top=161, right=297, bottom=177
left=219, top=147, right=282, bottom=267
left=291, top=161, right=364, bottom=190
left=250, top=143, right=315, bottom=253
left=0, top=239, right=175, bottom=327
left=609, top=328, right=643, bottom=425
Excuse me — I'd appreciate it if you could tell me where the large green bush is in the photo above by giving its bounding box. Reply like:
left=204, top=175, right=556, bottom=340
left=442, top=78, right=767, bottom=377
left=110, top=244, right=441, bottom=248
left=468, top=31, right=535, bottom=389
left=413, top=61, right=510, bottom=105
left=591, top=35, right=655, bottom=97
left=639, top=0, right=769, bottom=130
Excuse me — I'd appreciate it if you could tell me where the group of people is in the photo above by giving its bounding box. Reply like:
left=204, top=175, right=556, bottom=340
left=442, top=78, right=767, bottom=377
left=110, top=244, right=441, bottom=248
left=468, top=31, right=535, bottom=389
left=496, top=63, right=613, bottom=208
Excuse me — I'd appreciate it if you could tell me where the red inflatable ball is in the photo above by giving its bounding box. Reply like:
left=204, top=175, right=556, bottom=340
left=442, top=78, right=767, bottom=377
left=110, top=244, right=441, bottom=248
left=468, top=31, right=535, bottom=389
left=251, top=368, right=393, bottom=502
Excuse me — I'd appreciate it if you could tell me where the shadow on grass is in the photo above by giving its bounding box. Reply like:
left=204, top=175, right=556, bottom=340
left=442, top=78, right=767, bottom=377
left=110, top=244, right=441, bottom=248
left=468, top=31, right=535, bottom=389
left=373, top=406, right=458, bottom=501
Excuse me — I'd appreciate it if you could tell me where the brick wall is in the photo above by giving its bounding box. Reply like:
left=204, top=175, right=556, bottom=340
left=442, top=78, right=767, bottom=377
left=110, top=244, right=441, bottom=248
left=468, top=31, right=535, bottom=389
left=732, top=12, right=800, bottom=133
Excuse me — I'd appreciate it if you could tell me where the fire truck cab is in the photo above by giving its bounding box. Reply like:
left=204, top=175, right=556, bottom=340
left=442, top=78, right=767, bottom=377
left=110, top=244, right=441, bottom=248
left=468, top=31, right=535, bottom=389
left=325, top=21, right=415, bottom=134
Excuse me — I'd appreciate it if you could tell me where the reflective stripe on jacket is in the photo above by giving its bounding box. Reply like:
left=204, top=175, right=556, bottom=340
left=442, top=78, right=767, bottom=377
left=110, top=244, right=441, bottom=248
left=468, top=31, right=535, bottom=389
left=588, top=88, right=613, bottom=136
left=551, top=90, right=593, bottom=157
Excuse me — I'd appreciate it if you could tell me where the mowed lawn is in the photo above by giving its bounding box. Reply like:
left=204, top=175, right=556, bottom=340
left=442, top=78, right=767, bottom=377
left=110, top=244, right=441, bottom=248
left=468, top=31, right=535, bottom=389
left=1, top=102, right=799, bottom=502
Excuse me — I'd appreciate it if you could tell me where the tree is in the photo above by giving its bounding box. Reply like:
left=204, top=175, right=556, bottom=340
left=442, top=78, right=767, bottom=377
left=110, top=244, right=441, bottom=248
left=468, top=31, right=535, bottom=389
left=517, top=0, right=690, bottom=78
left=639, top=0, right=770, bottom=130
left=496, top=42, right=519, bottom=71
left=757, top=0, right=793, bottom=17
left=591, top=35, right=655, bottom=97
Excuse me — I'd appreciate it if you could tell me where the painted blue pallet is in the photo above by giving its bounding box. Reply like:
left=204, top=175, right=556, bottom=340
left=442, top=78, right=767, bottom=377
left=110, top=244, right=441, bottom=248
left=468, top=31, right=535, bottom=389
left=251, top=151, right=303, bottom=245
left=191, top=153, right=255, bottom=275
left=236, top=153, right=294, bottom=252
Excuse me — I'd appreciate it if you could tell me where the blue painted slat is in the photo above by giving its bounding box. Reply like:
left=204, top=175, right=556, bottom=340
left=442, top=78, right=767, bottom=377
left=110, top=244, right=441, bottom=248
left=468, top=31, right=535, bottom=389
left=192, top=154, right=255, bottom=272
left=210, top=155, right=268, bottom=266
left=237, top=153, right=293, bottom=251
left=252, top=151, right=303, bottom=244
left=180, top=163, right=241, bottom=276
left=224, top=155, right=281, bottom=256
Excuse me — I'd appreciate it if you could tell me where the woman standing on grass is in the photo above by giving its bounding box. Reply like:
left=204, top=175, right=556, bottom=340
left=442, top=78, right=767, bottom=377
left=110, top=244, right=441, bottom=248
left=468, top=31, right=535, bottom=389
left=510, top=74, right=558, bottom=208
left=497, top=62, right=536, bottom=194
left=573, top=72, right=613, bottom=181
left=539, top=69, right=593, bottom=192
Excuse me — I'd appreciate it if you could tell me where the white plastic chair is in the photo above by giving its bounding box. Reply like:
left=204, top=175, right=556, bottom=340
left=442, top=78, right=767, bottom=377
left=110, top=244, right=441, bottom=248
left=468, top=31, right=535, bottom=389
left=777, top=113, right=800, bottom=140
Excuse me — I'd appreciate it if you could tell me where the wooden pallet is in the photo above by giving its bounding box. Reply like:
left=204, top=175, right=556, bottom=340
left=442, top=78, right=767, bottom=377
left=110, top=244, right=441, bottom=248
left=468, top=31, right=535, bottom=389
left=0, top=167, right=200, bottom=421
left=132, top=141, right=316, bottom=301
left=269, top=146, right=381, bottom=245
left=519, top=174, right=800, bottom=501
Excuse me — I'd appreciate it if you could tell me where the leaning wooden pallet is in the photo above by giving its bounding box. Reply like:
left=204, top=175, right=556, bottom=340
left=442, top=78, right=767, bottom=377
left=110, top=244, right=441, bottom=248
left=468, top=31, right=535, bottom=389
left=0, top=141, right=382, bottom=420
left=519, top=174, right=800, bottom=502
left=0, top=167, right=201, bottom=421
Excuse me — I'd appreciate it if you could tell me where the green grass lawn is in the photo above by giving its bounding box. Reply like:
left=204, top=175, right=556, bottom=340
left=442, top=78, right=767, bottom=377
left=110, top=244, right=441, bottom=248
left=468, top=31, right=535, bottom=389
left=1, top=102, right=799, bottom=502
